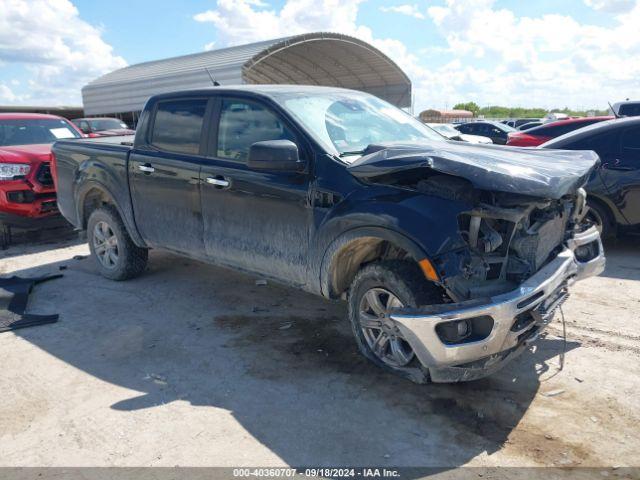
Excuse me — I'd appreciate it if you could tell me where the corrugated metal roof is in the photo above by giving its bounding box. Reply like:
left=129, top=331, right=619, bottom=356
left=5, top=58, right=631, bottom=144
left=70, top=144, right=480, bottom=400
left=82, top=32, right=411, bottom=115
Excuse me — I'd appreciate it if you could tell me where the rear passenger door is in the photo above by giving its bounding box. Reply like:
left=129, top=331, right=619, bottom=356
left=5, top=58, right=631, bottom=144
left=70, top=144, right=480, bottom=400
left=129, top=97, right=212, bottom=254
left=199, top=96, right=311, bottom=286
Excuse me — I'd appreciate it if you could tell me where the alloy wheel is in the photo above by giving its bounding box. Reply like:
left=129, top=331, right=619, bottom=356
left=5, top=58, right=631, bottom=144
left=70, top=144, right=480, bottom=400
left=92, top=221, right=119, bottom=269
left=358, top=287, right=415, bottom=367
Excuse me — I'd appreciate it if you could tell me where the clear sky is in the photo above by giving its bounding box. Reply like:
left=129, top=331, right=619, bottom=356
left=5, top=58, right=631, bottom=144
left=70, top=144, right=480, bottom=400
left=1, top=0, right=638, bottom=112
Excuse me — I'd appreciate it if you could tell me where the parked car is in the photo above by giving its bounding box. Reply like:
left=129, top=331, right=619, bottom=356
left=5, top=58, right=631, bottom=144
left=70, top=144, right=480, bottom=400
left=541, top=116, right=640, bottom=237
left=71, top=117, right=134, bottom=137
left=0, top=113, right=83, bottom=247
left=507, top=116, right=614, bottom=147
left=518, top=121, right=542, bottom=131
left=426, top=123, right=492, bottom=144
left=502, top=118, right=541, bottom=129
left=52, top=86, right=604, bottom=383
left=543, top=112, right=570, bottom=123
left=454, top=121, right=516, bottom=145
left=611, top=100, right=640, bottom=117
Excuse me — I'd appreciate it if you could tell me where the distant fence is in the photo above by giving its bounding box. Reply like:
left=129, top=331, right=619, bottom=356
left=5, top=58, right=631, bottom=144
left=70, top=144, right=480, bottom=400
left=420, top=116, right=477, bottom=124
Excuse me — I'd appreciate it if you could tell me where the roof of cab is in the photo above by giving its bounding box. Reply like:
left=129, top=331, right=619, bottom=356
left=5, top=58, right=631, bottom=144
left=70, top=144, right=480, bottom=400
left=0, top=112, right=68, bottom=120
left=147, top=84, right=364, bottom=102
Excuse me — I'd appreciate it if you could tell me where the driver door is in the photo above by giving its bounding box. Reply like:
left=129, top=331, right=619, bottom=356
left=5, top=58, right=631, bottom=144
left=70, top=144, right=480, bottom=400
left=199, top=96, right=312, bottom=286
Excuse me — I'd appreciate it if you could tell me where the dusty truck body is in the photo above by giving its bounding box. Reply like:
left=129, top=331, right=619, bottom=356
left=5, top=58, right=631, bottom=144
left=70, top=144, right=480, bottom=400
left=51, top=86, right=605, bottom=383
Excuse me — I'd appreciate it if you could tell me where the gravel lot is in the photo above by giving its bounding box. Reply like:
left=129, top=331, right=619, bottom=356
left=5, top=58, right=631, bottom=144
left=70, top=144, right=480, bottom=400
left=1, top=231, right=639, bottom=469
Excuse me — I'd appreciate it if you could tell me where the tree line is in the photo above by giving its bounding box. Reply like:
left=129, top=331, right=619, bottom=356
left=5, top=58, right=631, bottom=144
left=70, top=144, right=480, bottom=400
left=452, top=102, right=609, bottom=118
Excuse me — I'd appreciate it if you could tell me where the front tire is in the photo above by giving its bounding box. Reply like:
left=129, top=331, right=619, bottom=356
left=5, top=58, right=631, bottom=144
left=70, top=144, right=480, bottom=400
left=87, top=206, right=148, bottom=280
left=348, top=260, right=441, bottom=383
left=585, top=201, right=614, bottom=238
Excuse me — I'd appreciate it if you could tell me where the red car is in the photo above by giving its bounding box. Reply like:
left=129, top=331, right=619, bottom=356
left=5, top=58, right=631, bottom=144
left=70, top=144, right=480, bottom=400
left=0, top=113, right=83, bottom=245
left=506, top=116, right=614, bottom=147
left=71, top=117, right=134, bottom=137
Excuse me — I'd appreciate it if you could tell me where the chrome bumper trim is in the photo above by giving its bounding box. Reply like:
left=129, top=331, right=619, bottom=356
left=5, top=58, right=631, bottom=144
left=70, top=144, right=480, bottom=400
left=390, top=226, right=605, bottom=377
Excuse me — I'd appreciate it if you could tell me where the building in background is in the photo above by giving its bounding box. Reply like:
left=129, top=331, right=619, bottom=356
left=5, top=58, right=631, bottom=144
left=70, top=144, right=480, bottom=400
left=81, top=32, right=412, bottom=126
left=0, top=105, right=83, bottom=120
left=419, top=109, right=474, bottom=124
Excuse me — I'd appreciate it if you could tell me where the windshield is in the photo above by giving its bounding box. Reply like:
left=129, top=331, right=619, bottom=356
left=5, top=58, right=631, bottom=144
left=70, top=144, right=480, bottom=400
left=89, top=119, right=129, bottom=131
left=274, top=91, right=443, bottom=160
left=428, top=123, right=459, bottom=137
left=496, top=122, right=517, bottom=133
left=0, top=118, right=81, bottom=146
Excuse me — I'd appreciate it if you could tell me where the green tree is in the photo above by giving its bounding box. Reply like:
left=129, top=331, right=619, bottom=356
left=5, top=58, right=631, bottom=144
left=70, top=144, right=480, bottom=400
left=453, top=102, right=480, bottom=115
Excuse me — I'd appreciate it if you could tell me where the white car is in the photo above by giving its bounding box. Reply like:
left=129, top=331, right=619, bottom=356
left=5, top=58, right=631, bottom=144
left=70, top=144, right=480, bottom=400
left=611, top=100, right=640, bottom=117
left=426, top=123, right=493, bottom=144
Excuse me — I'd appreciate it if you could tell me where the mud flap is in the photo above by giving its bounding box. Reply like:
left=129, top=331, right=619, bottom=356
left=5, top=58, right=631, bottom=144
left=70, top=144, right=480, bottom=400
left=0, top=274, right=62, bottom=333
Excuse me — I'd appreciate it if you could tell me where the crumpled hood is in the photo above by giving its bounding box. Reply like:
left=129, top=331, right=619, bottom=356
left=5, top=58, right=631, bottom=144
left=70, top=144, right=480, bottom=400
left=347, top=141, right=600, bottom=199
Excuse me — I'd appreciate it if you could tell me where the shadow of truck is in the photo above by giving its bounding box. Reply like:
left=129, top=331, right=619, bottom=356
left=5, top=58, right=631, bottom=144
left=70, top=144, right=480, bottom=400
left=9, top=249, right=581, bottom=468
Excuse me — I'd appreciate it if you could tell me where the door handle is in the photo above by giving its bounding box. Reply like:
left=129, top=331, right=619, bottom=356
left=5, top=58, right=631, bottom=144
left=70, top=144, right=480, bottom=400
left=603, top=160, right=633, bottom=171
left=138, top=163, right=155, bottom=173
left=206, top=176, right=230, bottom=188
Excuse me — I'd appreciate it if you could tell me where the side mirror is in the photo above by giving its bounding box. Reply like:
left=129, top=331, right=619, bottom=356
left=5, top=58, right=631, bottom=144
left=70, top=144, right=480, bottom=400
left=247, top=140, right=305, bottom=172
left=80, top=126, right=91, bottom=134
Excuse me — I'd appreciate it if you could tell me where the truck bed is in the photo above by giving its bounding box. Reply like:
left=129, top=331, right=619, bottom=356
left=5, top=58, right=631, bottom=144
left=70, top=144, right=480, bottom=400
left=52, top=136, right=135, bottom=232
left=68, top=135, right=135, bottom=148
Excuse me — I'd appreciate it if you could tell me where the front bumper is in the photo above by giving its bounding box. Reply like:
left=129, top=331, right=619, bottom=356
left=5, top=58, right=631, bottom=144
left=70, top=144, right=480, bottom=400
left=0, top=177, right=58, bottom=224
left=391, top=226, right=605, bottom=382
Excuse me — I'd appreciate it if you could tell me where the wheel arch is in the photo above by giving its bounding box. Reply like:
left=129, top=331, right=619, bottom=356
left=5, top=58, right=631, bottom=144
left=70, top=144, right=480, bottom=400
left=586, top=193, right=618, bottom=236
left=319, top=227, right=434, bottom=299
left=76, top=181, right=146, bottom=247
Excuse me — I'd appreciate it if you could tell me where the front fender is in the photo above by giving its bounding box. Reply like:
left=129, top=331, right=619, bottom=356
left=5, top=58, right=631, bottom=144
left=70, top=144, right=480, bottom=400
left=313, top=188, right=470, bottom=297
left=318, top=226, right=430, bottom=297
left=314, top=187, right=469, bottom=256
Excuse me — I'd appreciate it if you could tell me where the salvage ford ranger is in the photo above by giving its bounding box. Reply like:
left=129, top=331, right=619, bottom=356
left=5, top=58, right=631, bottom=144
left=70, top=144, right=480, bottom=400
left=51, top=86, right=605, bottom=383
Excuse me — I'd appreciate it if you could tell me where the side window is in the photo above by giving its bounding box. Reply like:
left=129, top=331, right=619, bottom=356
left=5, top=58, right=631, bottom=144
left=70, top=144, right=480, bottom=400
left=553, top=121, right=596, bottom=137
left=531, top=125, right=555, bottom=136
left=150, top=99, right=208, bottom=155
left=475, top=125, right=489, bottom=135
left=620, top=126, right=640, bottom=163
left=216, top=98, right=296, bottom=162
left=619, top=104, right=640, bottom=116
left=569, top=131, right=619, bottom=158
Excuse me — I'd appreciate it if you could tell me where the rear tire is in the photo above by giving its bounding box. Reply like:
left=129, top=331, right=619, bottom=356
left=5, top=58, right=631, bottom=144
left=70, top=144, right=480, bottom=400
left=87, top=206, right=148, bottom=280
left=348, top=260, right=442, bottom=384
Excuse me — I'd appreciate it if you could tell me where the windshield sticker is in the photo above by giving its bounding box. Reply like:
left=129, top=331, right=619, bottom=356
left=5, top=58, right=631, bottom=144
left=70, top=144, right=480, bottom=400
left=49, top=128, right=76, bottom=139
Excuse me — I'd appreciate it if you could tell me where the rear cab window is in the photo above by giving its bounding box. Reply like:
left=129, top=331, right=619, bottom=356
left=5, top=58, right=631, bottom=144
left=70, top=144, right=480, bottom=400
left=150, top=99, right=209, bottom=155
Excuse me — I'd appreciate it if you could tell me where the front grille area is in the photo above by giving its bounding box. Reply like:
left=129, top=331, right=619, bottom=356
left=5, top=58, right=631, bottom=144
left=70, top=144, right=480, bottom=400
left=41, top=200, right=58, bottom=213
left=36, top=163, right=54, bottom=187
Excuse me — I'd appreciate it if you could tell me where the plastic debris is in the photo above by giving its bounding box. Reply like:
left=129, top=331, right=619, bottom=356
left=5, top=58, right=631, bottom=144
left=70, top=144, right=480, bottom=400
left=543, top=389, right=565, bottom=397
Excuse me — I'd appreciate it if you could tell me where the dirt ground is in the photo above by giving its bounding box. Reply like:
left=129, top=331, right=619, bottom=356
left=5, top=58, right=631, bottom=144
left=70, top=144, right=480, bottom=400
left=0, top=229, right=639, bottom=470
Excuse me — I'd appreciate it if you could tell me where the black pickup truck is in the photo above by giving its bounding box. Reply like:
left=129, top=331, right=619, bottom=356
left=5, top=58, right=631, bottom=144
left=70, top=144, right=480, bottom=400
left=52, top=86, right=605, bottom=383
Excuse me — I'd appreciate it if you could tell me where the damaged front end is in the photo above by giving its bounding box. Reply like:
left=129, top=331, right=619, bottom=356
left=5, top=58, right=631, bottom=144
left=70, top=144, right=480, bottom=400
left=348, top=142, right=606, bottom=382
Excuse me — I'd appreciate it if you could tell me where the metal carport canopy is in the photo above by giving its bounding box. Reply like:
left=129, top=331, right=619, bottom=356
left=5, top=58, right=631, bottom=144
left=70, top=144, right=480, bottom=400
left=81, top=32, right=412, bottom=115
